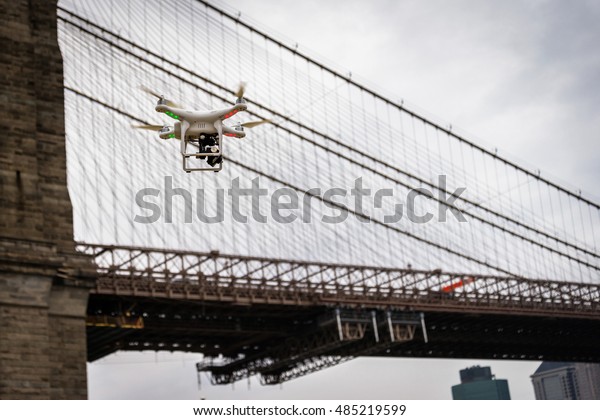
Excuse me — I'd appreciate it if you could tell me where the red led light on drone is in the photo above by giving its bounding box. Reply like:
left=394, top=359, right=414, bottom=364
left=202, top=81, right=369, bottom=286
left=223, top=110, right=239, bottom=119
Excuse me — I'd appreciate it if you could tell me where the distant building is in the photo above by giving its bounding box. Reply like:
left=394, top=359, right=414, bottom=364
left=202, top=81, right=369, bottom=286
left=531, top=362, right=600, bottom=400
left=451, top=365, right=511, bottom=400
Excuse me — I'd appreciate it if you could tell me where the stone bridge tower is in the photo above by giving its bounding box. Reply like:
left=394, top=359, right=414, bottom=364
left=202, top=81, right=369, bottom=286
left=0, top=0, right=95, bottom=399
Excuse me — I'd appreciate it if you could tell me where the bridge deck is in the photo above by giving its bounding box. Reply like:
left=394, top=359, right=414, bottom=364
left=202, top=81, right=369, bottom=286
left=77, top=244, right=600, bottom=384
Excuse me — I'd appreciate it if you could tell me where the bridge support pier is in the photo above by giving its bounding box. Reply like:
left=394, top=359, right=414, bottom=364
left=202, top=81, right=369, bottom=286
left=0, top=0, right=95, bottom=399
left=0, top=272, right=89, bottom=399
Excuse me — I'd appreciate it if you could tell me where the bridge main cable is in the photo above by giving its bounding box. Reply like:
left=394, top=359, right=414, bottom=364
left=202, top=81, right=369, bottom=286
left=58, top=10, right=600, bottom=269
left=56, top=7, right=598, bottom=261
left=195, top=0, right=600, bottom=211
left=65, top=87, right=523, bottom=276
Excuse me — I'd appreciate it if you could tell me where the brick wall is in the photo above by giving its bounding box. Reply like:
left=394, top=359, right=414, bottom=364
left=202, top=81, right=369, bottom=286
left=0, top=0, right=95, bottom=399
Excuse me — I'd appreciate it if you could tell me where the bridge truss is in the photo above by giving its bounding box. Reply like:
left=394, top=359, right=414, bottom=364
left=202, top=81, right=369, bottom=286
left=79, top=243, right=600, bottom=384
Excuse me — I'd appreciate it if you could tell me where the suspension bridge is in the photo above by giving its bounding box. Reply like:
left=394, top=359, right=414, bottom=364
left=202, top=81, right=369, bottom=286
left=1, top=0, right=598, bottom=398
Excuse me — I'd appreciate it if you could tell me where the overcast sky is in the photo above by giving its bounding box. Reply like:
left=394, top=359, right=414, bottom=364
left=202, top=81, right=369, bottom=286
left=87, top=0, right=600, bottom=399
left=226, top=0, right=600, bottom=198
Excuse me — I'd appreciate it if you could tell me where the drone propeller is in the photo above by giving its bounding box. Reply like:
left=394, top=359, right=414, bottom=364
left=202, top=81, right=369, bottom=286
left=139, top=85, right=183, bottom=108
left=235, top=82, right=247, bottom=101
left=131, top=124, right=165, bottom=131
left=240, top=119, right=271, bottom=129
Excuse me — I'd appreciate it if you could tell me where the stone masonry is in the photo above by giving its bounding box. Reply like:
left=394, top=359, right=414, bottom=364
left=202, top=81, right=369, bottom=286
left=0, top=0, right=95, bottom=399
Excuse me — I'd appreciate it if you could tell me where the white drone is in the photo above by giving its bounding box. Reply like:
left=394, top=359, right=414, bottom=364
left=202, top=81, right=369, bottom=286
left=134, top=83, right=270, bottom=172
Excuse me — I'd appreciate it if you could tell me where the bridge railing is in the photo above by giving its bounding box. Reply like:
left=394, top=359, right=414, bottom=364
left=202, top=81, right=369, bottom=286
left=77, top=243, right=600, bottom=318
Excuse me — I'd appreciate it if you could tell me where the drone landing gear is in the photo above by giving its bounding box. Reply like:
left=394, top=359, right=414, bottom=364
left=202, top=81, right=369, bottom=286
left=183, top=155, right=222, bottom=172
left=181, top=135, right=223, bottom=172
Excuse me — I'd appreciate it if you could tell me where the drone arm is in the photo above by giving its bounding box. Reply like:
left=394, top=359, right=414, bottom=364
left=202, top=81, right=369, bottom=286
left=219, top=102, right=248, bottom=120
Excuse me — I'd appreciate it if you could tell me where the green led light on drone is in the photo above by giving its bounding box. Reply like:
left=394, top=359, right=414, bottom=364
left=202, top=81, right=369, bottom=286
left=169, top=134, right=175, bottom=138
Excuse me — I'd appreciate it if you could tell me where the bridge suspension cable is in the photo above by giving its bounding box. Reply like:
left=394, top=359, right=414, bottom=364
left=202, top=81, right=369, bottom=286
left=57, top=7, right=600, bottom=265
left=57, top=0, right=600, bottom=284
left=196, top=0, right=600, bottom=210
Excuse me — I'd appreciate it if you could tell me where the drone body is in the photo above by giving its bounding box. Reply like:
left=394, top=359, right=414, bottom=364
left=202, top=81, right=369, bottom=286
left=135, top=84, right=270, bottom=172
left=155, top=102, right=247, bottom=139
